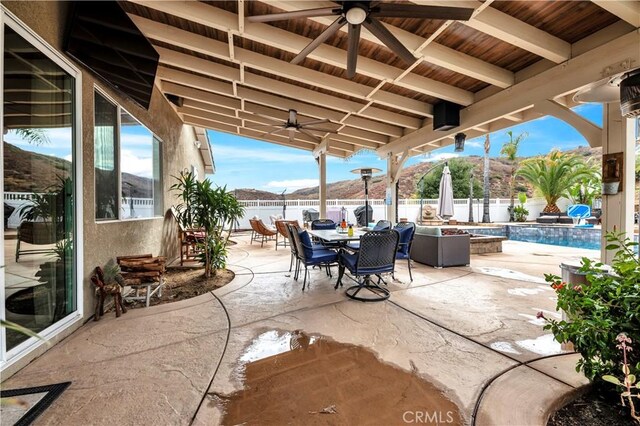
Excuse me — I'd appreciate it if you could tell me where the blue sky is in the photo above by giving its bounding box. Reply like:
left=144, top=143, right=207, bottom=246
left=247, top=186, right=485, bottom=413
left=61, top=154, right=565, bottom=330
left=206, top=103, right=603, bottom=193
left=3, top=103, right=603, bottom=193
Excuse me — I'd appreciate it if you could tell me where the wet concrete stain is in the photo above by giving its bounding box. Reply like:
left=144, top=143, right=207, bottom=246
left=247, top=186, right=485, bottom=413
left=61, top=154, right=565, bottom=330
left=214, top=330, right=463, bottom=425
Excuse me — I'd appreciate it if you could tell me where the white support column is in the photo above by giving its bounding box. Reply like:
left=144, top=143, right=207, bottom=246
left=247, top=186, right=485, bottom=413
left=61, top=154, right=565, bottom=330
left=600, top=102, right=635, bottom=264
left=317, top=152, right=327, bottom=219
left=385, top=150, right=409, bottom=223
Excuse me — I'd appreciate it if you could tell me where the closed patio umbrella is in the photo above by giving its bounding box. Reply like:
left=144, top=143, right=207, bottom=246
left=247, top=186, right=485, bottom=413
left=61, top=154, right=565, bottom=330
left=438, top=163, right=455, bottom=219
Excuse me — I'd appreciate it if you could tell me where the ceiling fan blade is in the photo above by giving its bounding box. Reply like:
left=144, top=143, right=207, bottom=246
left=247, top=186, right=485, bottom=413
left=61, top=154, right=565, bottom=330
left=303, top=126, right=339, bottom=134
left=265, top=127, right=286, bottom=136
left=372, top=4, right=474, bottom=21
left=346, top=23, right=361, bottom=79
left=363, top=17, right=415, bottom=65
left=288, top=128, right=295, bottom=143
left=292, top=17, right=347, bottom=65
left=299, top=118, right=330, bottom=126
left=248, top=7, right=338, bottom=23
left=298, top=128, right=322, bottom=143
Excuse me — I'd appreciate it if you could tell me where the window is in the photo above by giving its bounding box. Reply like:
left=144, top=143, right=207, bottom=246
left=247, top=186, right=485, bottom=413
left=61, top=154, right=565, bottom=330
left=94, top=91, right=162, bottom=220
left=2, top=16, right=80, bottom=358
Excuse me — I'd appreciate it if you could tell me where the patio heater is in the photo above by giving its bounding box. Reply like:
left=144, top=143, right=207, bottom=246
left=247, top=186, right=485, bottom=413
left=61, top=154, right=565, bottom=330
left=351, top=167, right=381, bottom=228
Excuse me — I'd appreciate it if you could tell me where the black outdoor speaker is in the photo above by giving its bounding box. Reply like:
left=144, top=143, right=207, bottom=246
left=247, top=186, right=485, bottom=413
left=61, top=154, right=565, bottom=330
left=433, top=101, right=461, bottom=131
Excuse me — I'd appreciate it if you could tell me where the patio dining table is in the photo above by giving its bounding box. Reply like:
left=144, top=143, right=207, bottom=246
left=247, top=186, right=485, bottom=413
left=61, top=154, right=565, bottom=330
left=306, top=228, right=366, bottom=244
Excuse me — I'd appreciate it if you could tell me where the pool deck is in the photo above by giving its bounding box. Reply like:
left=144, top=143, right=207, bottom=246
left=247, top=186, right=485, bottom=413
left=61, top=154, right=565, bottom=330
left=1, top=236, right=597, bottom=425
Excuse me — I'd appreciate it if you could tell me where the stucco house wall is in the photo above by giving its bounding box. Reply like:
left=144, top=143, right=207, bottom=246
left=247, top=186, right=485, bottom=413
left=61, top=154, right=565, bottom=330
left=2, top=1, right=206, bottom=376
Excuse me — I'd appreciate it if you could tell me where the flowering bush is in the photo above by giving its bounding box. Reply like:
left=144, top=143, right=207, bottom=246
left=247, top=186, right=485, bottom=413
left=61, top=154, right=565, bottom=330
left=602, top=334, right=640, bottom=423
left=539, top=232, right=640, bottom=380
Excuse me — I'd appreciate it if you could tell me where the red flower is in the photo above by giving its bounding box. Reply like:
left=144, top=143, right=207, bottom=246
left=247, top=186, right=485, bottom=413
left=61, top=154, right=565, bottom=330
left=572, top=285, right=582, bottom=291
left=552, top=282, right=566, bottom=291
left=536, top=311, right=545, bottom=320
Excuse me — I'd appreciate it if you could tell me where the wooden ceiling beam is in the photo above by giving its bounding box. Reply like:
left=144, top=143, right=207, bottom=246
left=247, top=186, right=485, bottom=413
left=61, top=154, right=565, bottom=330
left=130, top=13, right=436, bottom=116
left=591, top=1, right=640, bottom=27
left=266, top=0, right=514, bottom=88
left=462, top=6, right=572, bottom=63
left=159, top=69, right=387, bottom=148
left=378, top=30, right=639, bottom=155
left=128, top=1, right=475, bottom=103
left=154, top=49, right=408, bottom=138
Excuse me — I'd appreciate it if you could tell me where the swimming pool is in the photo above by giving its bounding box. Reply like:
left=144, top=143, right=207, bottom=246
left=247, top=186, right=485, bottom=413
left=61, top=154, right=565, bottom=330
left=466, top=225, right=601, bottom=251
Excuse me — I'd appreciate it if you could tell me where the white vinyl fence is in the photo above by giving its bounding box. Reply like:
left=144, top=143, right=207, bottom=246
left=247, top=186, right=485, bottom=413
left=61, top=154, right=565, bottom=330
left=236, top=197, right=572, bottom=229
left=3, top=192, right=155, bottom=227
left=4, top=192, right=572, bottom=230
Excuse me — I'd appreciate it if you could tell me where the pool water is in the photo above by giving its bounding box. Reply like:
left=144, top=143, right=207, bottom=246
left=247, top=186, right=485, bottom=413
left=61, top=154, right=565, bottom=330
left=468, top=225, right=601, bottom=251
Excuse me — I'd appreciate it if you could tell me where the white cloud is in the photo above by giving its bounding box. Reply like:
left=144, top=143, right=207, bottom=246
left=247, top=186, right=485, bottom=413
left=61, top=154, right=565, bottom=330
left=120, top=149, right=152, bottom=178
left=421, top=153, right=460, bottom=163
left=212, top=144, right=315, bottom=164
left=465, top=140, right=483, bottom=148
left=264, top=179, right=318, bottom=191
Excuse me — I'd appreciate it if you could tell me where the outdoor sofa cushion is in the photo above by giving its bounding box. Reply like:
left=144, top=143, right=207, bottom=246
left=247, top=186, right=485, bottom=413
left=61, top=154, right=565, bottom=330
left=415, top=225, right=442, bottom=236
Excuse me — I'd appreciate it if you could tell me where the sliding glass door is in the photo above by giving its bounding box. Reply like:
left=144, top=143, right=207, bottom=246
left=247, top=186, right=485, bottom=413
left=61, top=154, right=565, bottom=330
left=1, top=9, right=81, bottom=364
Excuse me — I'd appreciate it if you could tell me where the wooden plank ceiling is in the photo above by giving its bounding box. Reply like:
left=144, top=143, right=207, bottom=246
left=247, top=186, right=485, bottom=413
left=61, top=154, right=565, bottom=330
left=121, top=0, right=629, bottom=158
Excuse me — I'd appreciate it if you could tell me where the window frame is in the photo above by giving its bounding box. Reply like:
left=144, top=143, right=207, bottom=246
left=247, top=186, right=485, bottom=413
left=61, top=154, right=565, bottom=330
left=0, top=5, right=84, bottom=370
left=93, top=87, right=163, bottom=222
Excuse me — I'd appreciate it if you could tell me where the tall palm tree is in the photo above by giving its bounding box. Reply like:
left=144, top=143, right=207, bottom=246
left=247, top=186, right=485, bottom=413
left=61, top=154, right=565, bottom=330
left=500, top=131, right=527, bottom=221
left=517, top=150, right=598, bottom=213
left=482, top=134, right=491, bottom=223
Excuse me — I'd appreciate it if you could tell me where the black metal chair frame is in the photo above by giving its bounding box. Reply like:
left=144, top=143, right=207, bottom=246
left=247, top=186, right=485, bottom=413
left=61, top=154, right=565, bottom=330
left=336, top=230, right=399, bottom=302
left=394, top=221, right=416, bottom=282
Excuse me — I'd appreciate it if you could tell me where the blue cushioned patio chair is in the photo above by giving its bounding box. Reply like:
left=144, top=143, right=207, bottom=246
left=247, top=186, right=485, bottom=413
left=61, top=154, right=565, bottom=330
left=394, top=222, right=416, bottom=281
left=290, top=227, right=338, bottom=290
left=346, top=219, right=393, bottom=252
left=373, top=220, right=392, bottom=231
left=311, top=219, right=336, bottom=230
left=337, top=230, right=399, bottom=302
left=311, top=218, right=341, bottom=249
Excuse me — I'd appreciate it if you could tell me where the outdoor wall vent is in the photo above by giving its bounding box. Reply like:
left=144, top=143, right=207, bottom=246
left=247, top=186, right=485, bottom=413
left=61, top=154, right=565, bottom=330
left=433, top=101, right=461, bottom=131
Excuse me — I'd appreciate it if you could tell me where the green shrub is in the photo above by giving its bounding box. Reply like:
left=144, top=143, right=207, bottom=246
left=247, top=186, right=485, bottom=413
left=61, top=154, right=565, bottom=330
left=539, top=232, right=640, bottom=380
left=513, top=205, right=529, bottom=222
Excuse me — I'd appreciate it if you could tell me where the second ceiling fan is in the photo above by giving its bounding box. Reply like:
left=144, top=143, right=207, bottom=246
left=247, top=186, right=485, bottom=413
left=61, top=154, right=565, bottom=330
left=250, top=109, right=338, bottom=143
left=248, top=1, right=475, bottom=78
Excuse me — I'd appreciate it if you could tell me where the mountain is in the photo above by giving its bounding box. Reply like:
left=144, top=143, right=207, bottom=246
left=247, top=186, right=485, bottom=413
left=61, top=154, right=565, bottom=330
left=4, top=142, right=154, bottom=197
left=4, top=140, right=602, bottom=200
left=234, top=146, right=602, bottom=200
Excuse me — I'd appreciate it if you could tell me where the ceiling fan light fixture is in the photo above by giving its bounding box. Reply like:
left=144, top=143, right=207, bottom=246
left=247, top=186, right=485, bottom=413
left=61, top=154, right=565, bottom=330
left=345, top=7, right=367, bottom=25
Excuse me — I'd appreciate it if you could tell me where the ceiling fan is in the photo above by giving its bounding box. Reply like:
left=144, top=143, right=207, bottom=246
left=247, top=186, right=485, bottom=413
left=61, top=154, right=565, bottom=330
left=248, top=1, right=475, bottom=78
left=250, top=109, right=338, bottom=143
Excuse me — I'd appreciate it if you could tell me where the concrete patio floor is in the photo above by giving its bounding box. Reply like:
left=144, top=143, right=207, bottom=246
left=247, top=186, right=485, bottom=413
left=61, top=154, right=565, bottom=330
left=1, top=233, right=596, bottom=425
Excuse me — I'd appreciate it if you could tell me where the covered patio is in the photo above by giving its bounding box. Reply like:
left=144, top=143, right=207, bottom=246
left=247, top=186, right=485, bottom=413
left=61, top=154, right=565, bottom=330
left=2, top=233, right=596, bottom=425
left=121, top=0, right=639, bottom=262
left=2, top=0, right=640, bottom=424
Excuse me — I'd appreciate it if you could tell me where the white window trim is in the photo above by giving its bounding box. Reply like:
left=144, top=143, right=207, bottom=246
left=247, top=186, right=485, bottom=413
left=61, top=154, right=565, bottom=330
left=93, top=87, right=163, bottom=223
left=0, top=6, right=84, bottom=371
